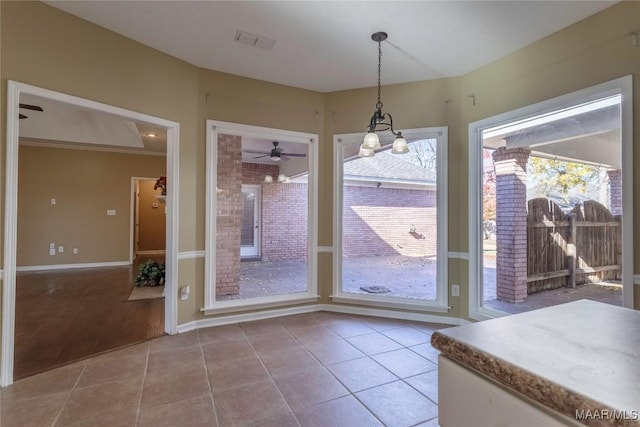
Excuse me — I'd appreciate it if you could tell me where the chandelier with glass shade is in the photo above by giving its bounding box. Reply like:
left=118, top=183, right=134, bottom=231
left=359, top=32, right=409, bottom=158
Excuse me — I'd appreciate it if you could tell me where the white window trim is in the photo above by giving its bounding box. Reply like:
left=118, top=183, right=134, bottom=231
left=468, top=75, right=634, bottom=321
left=203, top=120, right=319, bottom=314
left=333, top=127, right=449, bottom=313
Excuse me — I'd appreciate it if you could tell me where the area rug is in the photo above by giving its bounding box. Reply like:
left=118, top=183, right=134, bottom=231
left=126, top=285, right=165, bottom=301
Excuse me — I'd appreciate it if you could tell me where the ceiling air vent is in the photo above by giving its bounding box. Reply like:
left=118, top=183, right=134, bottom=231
left=234, top=30, right=276, bottom=51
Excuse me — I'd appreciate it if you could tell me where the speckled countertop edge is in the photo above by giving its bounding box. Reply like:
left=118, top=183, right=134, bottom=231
left=431, top=332, right=639, bottom=427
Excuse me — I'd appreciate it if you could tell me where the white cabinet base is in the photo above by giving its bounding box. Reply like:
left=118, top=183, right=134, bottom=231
left=438, top=355, right=582, bottom=427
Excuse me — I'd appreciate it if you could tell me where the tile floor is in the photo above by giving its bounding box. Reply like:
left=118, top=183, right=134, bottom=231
left=1, top=311, right=448, bottom=427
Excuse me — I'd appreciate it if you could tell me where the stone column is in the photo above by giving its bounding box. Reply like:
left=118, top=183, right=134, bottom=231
left=492, top=147, right=530, bottom=303
left=216, top=133, right=242, bottom=296
left=607, top=169, right=622, bottom=216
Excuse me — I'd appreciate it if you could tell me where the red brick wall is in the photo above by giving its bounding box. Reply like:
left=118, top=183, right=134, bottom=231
left=493, top=147, right=530, bottom=303
left=343, top=185, right=437, bottom=258
left=242, top=163, right=308, bottom=262
left=216, top=134, right=242, bottom=296
left=607, top=169, right=622, bottom=216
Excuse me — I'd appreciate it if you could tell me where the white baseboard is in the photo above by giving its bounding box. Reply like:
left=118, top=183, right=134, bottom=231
left=136, top=250, right=166, bottom=256
left=177, top=302, right=467, bottom=333
left=16, top=261, right=131, bottom=272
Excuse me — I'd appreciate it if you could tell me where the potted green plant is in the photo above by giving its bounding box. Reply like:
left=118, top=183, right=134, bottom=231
left=135, top=259, right=166, bottom=287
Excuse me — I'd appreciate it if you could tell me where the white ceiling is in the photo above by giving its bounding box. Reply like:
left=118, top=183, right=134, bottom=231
left=44, top=1, right=616, bottom=93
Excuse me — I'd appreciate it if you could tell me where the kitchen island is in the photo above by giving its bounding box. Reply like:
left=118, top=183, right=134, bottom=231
left=431, top=299, right=639, bottom=427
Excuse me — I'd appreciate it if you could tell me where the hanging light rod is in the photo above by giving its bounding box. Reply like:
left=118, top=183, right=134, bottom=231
left=359, top=31, right=409, bottom=158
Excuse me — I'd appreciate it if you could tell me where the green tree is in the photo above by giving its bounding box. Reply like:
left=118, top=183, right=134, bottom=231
left=528, top=157, right=601, bottom=197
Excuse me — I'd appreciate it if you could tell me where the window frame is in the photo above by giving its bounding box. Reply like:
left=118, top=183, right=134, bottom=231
left=467, top=76, right=634, bottom=321
left=203, top=120, right=319, bottom=314
left=333, top=127, right=449, bottom=312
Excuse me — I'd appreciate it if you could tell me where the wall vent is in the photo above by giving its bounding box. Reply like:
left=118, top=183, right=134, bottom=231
left=234, top=30, right=276, bottom=51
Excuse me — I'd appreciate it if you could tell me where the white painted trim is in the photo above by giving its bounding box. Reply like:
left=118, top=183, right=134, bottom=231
left=634, top=275, right=640, bottom=285
left=180, top=302, right=467, bottom=333
left=0, top=270, right=4, bottom=280
left=205, top=120, right=319, bottom=310
left=330, top=295, right=450, bottom=313
left=16, top=261, right=131, bottom=272
left=320, top=303, right=468, bottom=325
left=317, top=246, right=333, bottom=253
left=448, top=252, right=470, bottom=260
left=177, top=251, right=205, bottom=260
left=136, top=250, right=166, bottom=256
left=333, top=128, right=449, bottom=312
left=20, top=140, right=166, bottom=157
left=468, top=75, right=634, bottom=320
left=2, top=81, right=180, bottom=386
left=201, top=296, right=320, bottom=316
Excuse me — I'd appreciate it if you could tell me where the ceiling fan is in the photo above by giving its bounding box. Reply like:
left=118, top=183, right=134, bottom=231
left=242, top=141, right=306, bottom=162
left=19, top=103, right=44, bottom=120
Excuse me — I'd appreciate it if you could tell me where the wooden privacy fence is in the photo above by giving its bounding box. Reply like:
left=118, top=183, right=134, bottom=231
left=527, top=198, right=621, bottom=294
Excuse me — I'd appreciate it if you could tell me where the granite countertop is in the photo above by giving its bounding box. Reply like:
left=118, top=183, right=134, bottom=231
left=431, top=300, right=640, bottom=427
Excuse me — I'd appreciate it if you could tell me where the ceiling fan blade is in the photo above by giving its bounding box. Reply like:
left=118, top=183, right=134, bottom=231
left=253, top=154, right=270, bottom=159
left=242, top=149, right=269, bottom=155
left=281, top=153, right=306, bottom=157
left=280, top=156, right=290, bottom=161
left=19, top=103, right=43, bottom=112
left=19, top=113, right=27, bottom=119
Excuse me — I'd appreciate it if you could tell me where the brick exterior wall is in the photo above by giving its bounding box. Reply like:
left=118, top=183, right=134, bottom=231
left=343, top=185, right=437, bottom=258
left=242, top=162, right=308, bottom=262
left=493, top=147, right=530, bottom=303
left=262, top=182, right=308, bottom=261
left=607, top=169, right=622, bottom=216
left=216, top=134, right=242, bottom=296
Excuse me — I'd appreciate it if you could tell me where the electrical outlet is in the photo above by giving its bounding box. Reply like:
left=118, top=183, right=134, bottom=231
left=451, top=284, right=460, bottom=297
left=49, top=248, right=56, bottom=256
left=180, top=285, right=190, bottom=301
left=73, top=248, right=78, bottom=255
left=107, top=209, right=117, bottom=216
left=49, top=243, right=55, bottom=249
left=58, top=246, right=64, bottom=253
left=50, top=198, right=56, bottom=205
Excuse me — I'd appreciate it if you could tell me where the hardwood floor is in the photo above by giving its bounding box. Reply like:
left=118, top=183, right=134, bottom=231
left=13, top=257, right=165, bottom=380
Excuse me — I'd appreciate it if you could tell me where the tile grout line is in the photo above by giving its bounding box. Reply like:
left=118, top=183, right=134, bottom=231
left=133, top=342, right=150, bottom=427
left=242, top=322, right=303, bottom=426
left=276, top=317, right=388, bottom=425
left=197, top=329, right=222, bottom=427
left=49, top=362, right=88, bottom=427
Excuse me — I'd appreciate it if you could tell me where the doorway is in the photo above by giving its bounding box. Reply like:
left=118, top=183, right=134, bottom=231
left=132, top=178, right=167, bottom=260
left=241, top=185, right=261, bottom=258
left=3, top=81, right=180, bottom=386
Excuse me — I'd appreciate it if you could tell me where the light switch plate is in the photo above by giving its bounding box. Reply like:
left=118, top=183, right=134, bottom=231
left=107, top=209, right=116, bottom=216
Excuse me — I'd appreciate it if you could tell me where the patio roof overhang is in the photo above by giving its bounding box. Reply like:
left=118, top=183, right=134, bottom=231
left=483, top=96, right=621, bottom=169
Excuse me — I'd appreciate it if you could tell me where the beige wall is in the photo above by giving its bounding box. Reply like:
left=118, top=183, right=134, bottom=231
left=17, top=146, right=165, bottom=266
left=0, top=0, right=638, bottom=343
left=137, top=180, right=166, bottom=252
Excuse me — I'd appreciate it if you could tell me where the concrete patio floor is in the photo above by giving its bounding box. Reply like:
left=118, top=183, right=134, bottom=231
left=224, top=256, right=622, bottom=314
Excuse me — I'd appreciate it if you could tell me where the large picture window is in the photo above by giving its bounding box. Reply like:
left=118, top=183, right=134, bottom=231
left=204, top=121, right=318, bottom=312
left=333, top=128, right=448, bottom=311
left=468, top=76, right=633, bottom=320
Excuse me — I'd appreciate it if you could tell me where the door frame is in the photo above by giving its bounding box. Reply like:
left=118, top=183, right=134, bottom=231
left=2, top=81, right=180, bottom=386
left=240, top=184, right=261, bottom=258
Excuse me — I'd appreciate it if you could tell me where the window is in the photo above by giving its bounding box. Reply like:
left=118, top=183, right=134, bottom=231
left=468, top=76, right=633, bottom=320
left=204, top=121, right=318, bottom=313
left=333, top=128, right=448, bottom=312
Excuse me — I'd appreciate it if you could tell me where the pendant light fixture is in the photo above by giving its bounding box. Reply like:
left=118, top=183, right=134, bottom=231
left=359, top=32, right=409, bottom=157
